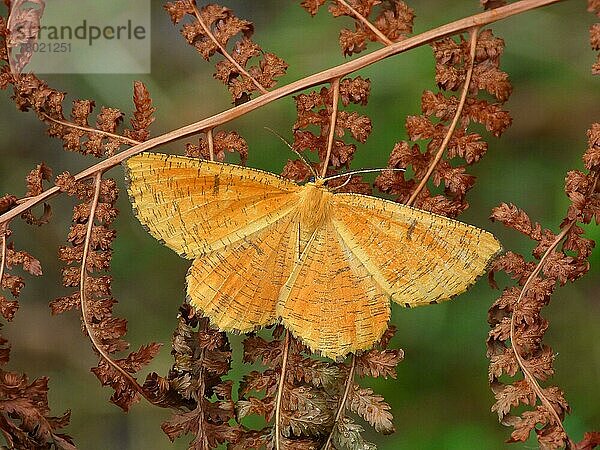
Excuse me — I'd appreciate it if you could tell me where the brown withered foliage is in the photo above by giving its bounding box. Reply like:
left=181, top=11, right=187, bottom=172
left=481, top=0, right=507, bottom=10
left=126, top=81, right=157, bottom=143
left=236, top=327, right=339, bottom=448
left=2, top=0, right=44, bottom=74
left=233, top=326, right=402, bottom=449
left=1, top=5, right=151, bottom=157
left=0, top=1, right=598, bottom=449
left=0, top=325, right=75, bottom=450
left=0, top=164, right=47, bottom=323
left=375, top=29, right=511, bottom=217
left=0, top=233, right=42, bottom=322
left=20, top=163, right=53, bottom=225
left=0, top=67, right=140, bottom=156
left=487, top=124, right=600, bottom=449
left=51, top=171, right=161, bottom=411
left=165, top=0, right=288, bottom=102
left=0, top=165, right=71, bottom=446
left=286, top=76, right=373, bottom=182
left=144, top=304, right=240, bottom=449
left=577, top=432, right=600, bottom=450
left=185, top=130, right=249, bottom=164
left=300, top=0, right=414, bottom=56
left=590, top=1, right=600, bottom=74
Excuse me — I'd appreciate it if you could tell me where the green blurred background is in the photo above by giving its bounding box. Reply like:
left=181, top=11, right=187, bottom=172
left=0, top=1, right=598, bottom=449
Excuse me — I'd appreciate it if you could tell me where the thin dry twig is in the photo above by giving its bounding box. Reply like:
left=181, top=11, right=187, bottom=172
left=0, top=225, right=7, bottom=292
left=335, top=0, right=394, bottom=45
left=507, top=173, right=599, bottom=448
left=79, top=172, right=150, bottom=403
left=406, top=26, right=480, bottom=206
left=323, top=355, right=356, bottom=450
left=274, top=330, right=290, bottom=450
left=322, top=77, right=341, bottom=177
left=186, top=0, right=268, bottom=95
left=207, top=128, right=215, bottom=162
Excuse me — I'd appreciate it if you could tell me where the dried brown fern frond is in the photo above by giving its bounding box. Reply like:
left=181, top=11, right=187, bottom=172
left=324, top=326, right=403, bottom=449
left=487, top=124, right=600, bottom=449
left=1, top=6, right=149, bottom=158
left=0, top=165, right=46, bottom=321
left=147, top=304, right=240, bottom=449
left=234, top=324, right=403, bottom=449
left=0, top=165, right=72, bottom=448
left=2, top=0, right=44, bottom=74
left=0, top=325, right=75, bottom=450
left=165, top=0, right=287, bottom=102
left=300, top=0, right=415, bottom=56
left=375, top=28, right=512, bottom=217
left=0, top=69, right=141, bottom=157
left=577, top=432, right=600, bottom=450
left=0, top=70, right=139, bottom=158
left=185, top=129, right=249, bottom=164
left=589, top=0, right=600, bottom=74
left=52, top=170, right=161, bottom=411
left=288, top=76, right=373, bottom=180
left=237, top=328, right=338, bottom=449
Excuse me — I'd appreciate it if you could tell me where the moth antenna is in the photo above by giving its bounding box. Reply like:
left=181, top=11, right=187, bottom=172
left=324, top=167, right=406, bottom=182
left=264, top=127, right=319, bottom=180
left=330, top=174, right=353, bottom=191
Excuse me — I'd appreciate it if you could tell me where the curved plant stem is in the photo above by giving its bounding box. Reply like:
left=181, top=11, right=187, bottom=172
left=322, top=77, right=341, bottom=177
left=323, top=355, right=356, bottom=450
left=186, top=0, right=268, bottom=95
left=79, top=172, right=153, bottom=404
left=509, top=224, right=573, bottom=443
left=0, top=0, right=565, bottom=225
left=335, top=0, right=393, bottom=46
left=508, top=174, right=598, bottom=447
left=41, top=113, right=141, bottom=147
left=406, top=26, right=480, bottom=206
left=275, top=330, right=291, bottom=450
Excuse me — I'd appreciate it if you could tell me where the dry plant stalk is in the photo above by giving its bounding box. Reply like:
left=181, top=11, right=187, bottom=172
left=0, top=0, right=598, bottom=449
left=487, top=124, right=600, bottom=449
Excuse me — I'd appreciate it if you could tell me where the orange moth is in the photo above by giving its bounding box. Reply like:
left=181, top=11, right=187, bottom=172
left=125, top=152, right=501, bottom=359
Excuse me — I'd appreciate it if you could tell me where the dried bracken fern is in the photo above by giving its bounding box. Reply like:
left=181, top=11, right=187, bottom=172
left=0, top=166, right=46, bottom=322
left=0, top=166, right=70, bottom=448
left=0, top=327, right=75, bottom=450
left=52, top=171, right=161, bottom=411
left=165, top=0, right=287, bottom=102
left=146, top=304, right=240, bottom=449
left=375, top=28, right=512, bottom=217
left=590, top=0, right=600, bottom=74
left=487, top=124, right=600, bottom=449
left=234, top=326, right=402, bottom=449
left=300, top=0, right=415, bottom=56
left=287, top=75, right=373, bottom=185
left=185, top=129, right=249, bottom=164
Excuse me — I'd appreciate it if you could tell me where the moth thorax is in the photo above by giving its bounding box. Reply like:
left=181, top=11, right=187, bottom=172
left=299, top=183, right=332, bottom=231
